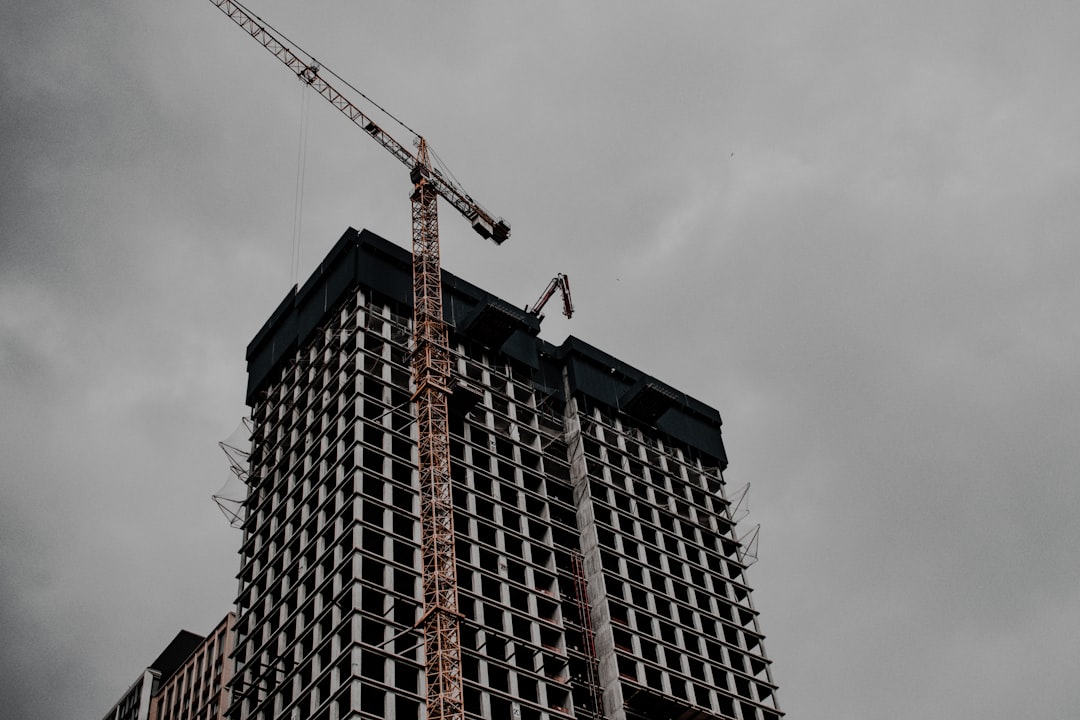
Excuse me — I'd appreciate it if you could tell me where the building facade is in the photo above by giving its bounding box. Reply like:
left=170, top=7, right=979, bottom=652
left=231, top=228, right=781, bottom=720
left=102, top=668, right=161, bottom=720
left=151, top=613, right=236, bottom=720
left=102, top=629, right=206, bottom=720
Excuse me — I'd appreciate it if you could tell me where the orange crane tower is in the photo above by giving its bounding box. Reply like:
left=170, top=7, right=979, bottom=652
left=207, top=3, right=509, bottom=719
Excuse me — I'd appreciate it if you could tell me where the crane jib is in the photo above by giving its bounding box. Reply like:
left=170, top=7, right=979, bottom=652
left=210, top=0, right=510, bottom=244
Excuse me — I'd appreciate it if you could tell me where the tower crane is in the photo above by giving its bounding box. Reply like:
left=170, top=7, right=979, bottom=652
left=206, top=3, right=509, bottom=719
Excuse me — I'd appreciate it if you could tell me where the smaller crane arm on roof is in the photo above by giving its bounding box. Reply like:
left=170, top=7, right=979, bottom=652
left=529, top=273, right=574, bottom=319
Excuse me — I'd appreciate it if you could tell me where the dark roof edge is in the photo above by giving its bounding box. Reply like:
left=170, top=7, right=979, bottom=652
left=243, top=228, right=725, bottom=466
left=244, top=228, right=540, bottom=403
left=554, top=335, right=723, bottom=426
left=148, top=630, right=204, bottom=683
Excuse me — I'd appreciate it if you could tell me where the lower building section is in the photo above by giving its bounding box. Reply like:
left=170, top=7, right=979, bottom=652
left=153, top=613, right=236, bottom=720
left=101, top=616, right=234, bottom=720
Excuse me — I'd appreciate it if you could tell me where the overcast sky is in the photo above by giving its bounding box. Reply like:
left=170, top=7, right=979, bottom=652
left=3, top=1, right=1079, bottom=718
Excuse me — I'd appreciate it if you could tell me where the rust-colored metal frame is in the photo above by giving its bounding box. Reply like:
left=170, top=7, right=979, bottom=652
left=571, top=550, right=604, bottom=718
left=411, top=142, right=464, bottom=720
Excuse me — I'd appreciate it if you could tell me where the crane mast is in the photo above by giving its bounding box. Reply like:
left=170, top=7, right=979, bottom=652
left=409, top=140, right=463, bottom=720
left=207, top=3, right=510, bottom=719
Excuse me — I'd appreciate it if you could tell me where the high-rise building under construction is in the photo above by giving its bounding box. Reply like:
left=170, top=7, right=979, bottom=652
left=230, top=228, right=782, bottom=720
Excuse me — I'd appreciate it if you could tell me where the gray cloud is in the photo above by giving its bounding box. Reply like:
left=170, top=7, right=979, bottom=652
left=3, top=1, right=1079, bottom=718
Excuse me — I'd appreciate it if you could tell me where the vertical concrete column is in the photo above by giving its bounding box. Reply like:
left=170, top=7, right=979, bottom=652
left=563, top=375, right=625, bottom=720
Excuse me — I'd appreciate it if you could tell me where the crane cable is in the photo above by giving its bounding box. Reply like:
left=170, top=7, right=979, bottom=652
left=227, top=0, right=482, bottom=261
left=290, top=82, right=311, bottom=286
left=428, top=144, right=466, bottom=198
left=228, top=0, right=420, bottom=141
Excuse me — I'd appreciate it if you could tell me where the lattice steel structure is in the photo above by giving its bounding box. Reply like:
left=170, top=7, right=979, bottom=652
left=410, top=142, right=465, bottom=720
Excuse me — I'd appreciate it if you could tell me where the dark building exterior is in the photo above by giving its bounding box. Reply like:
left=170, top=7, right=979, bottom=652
left=231, top=228, right=781, bottom=720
